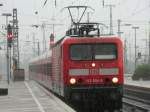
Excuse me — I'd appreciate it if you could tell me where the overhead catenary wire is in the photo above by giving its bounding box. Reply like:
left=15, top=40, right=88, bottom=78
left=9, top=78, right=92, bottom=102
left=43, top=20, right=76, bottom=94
left=132, top=5, right=150, bottom=16
left=43, top=0, right=57, bottom=7
left=40, top=0, right=94, bottom=26
left=119, top=1, right=150, bottom=20
left=116, top=0, right=128, bottom=6
left=13, top=1, right=150, bottom=34
left=132, top=0, right=140, bottom=14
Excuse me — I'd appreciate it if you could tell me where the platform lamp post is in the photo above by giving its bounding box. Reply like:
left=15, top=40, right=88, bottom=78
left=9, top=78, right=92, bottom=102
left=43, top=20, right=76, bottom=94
left=117, top=19, right=132, bottom=38
left=117, top=19, right=132, bottom=73
left=132, top=26, right=139, bottom=71
left=0, top=3, right=9, bottom=95
left=122, top=24, right=132, bottom=71
left=0, top=3, right=3, bottom=80
left=2, top=13, right=12, bottom=84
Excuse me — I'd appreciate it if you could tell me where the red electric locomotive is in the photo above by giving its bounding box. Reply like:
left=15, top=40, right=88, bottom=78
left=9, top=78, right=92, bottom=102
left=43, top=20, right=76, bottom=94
left=29, top=36, right=123, bottom=110
left=29, top=6, right=123, bottom=111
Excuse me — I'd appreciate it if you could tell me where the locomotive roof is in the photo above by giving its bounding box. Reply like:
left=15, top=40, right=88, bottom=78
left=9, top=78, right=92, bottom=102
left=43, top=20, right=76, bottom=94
left=62, top=36, right=122, bottom=44
left=51, top=36, right=122, bottom=48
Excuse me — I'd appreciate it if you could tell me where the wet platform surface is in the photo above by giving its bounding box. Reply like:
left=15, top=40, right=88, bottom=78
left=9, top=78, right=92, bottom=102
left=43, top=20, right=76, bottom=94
left=0, top=81, right=75, bottom=112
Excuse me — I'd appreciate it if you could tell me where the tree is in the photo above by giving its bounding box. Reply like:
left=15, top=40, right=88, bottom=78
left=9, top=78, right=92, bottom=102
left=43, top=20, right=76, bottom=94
left=132, top=64, right=150, bottom=80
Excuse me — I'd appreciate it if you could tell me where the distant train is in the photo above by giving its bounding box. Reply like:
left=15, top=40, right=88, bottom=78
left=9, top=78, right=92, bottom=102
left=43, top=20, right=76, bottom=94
left=29, top=33, right=124, bottom=111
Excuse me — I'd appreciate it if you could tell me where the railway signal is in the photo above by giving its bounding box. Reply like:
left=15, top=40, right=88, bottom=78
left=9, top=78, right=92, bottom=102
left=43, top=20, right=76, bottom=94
left=7, top=24, right=13, bottom=47
left=49, top=33, right=54, bottom=48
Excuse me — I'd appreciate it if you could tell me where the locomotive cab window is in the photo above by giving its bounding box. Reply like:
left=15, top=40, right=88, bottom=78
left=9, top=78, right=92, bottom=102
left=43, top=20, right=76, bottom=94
left=70, top=44, right=93, bottom=60
left=94, top=44, right=117, bottom=60
left=70, top=43, right=117, bottom=60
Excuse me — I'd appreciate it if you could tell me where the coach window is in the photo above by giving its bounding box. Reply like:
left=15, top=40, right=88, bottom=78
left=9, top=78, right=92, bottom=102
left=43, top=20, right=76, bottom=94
left=45, top=64, right=48, bottom=75
left=37, top=65, right=39, bottom=73
left=40, top=64, right=42, bottom=73
left=47, top=63, right=52, bottom=76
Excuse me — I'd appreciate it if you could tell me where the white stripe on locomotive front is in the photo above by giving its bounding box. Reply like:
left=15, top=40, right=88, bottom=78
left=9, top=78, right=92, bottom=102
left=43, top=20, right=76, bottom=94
left=99, top=68, right=118, bottom=75
left=69, top=68, right=119, bottom=75
left=69, top=69, right=89, bottom=75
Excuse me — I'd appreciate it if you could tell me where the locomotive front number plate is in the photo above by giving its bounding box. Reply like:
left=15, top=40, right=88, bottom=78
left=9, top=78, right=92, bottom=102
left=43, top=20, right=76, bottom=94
left=86, top=78, right=103, bottom=84
left=89, top=69, right=99, bottom=75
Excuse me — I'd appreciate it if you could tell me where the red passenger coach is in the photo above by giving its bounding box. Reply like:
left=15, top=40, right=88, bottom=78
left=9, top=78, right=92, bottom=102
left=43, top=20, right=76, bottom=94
left=29, top=36, right=123, bottom=111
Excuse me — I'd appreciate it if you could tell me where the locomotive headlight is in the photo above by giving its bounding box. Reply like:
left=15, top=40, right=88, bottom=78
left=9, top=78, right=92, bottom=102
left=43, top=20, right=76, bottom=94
left=92, top=63, right=96, bottom=67
left=70, top=78, right=76, bottom=84
left=112, top=77, right=118, bottom=83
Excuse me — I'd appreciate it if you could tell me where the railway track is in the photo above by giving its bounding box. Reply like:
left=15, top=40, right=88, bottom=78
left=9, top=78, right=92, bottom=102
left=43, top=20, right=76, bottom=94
left=36, top=82, right=150, bottom=112
left=123, top=84, right=150, bottom=112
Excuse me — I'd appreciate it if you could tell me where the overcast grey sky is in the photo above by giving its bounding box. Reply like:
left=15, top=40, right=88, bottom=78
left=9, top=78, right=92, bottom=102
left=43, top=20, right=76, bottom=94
left=0, top=0, right=150, bottom=38
left=0, top=0, right=150, bottom=63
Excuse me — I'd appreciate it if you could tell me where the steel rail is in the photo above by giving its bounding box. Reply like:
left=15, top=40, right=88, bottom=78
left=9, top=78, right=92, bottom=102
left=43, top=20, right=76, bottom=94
left=124, top=84, right=150, bottom=103
left=123, top=97, right=150, bottom=112
left=123, top=84, right=150, bottom=112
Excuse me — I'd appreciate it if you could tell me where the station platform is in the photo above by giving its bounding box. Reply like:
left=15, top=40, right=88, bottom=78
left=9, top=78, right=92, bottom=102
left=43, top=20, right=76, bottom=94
left=125, top=74, right=150, bottom=88
left=0, top=81, right=75, bottom=112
